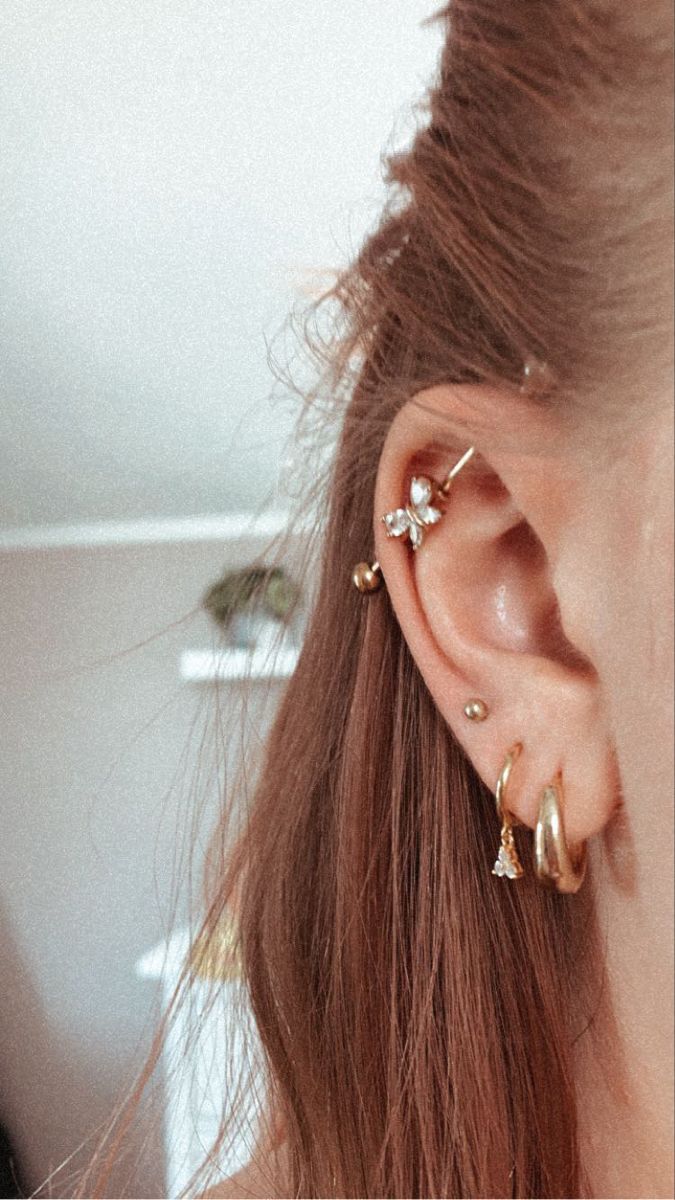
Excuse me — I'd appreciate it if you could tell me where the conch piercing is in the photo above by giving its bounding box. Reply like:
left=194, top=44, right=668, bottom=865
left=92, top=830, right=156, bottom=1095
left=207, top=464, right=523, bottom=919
left=381, top=445, right=475, bottom=551
left=492, top=742, right=524, bottom=880
left=534, top=772, right=587, bottom=893
left=351, top=445, right=475, bottom=591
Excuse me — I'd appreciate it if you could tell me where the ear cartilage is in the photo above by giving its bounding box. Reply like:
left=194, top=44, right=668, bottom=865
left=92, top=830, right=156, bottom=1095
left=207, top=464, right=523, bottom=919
left=380, top=446, right=476, bottom=552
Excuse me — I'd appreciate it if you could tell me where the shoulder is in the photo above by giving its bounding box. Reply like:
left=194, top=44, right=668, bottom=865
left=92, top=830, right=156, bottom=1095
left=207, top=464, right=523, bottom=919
left=200, top=1159, right=272, bottom=1199
left=200, top=1159, right=265, bottom=1199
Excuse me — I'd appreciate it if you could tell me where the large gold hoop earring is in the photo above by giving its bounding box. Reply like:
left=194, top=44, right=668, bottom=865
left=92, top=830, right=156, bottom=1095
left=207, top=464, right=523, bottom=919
left=533, top=773, right=587, bottom=894
left=492, top=742, right=525, bottom=880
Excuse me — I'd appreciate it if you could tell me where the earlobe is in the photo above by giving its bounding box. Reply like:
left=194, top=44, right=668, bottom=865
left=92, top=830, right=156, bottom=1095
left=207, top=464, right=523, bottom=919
left=369, top=383, right=620, bottom=868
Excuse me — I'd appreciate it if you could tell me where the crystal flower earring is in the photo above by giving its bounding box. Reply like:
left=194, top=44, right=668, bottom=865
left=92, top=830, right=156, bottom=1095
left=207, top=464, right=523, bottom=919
left=351, top=446, right=475, bottom=592
left=381, top=446, right=475, bottom=551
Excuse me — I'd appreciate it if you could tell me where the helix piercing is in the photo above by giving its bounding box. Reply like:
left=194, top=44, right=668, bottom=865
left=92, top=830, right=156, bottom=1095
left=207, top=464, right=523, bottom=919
left=351, top=445, right=476, bottom=591
left=380, top=445, right=475, bottom=551
left=352, top=560, right=383, bottom=593
left=492, top=742, right=525, bottom=879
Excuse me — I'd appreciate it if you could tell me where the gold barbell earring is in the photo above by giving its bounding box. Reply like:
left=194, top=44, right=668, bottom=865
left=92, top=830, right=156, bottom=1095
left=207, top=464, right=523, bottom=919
left=351, top=445, right=476, bottom=590
left=534, top=772, right=587, bottom=893
left=352, top=560, right=384, bottom=593
left=492, top=742, right=525, bottom=879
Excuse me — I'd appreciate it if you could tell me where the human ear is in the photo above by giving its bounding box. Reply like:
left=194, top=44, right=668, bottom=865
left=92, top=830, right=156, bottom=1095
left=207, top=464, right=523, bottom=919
left=372, top=383, right=620, bottom=847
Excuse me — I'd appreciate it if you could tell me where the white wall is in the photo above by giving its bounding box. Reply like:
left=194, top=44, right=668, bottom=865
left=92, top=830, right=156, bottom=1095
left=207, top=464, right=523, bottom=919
left=0, top=2, right=445, bottom=1192
left=0, top=0, right=441, bottom=529
left=0, top=529, right=303, bottom=1195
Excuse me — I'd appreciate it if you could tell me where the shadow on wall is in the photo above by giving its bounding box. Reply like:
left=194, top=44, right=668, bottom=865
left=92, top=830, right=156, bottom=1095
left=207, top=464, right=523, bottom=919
left=0, top=899, right=165, bottom=1198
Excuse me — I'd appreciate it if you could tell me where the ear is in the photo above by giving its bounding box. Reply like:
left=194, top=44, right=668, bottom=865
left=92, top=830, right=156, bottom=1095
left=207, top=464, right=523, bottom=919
left=373, top=383, right=620, bottom=846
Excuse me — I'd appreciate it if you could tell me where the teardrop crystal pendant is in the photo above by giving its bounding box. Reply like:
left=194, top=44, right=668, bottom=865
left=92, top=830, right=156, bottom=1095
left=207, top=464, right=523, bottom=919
left=492, top=830, right=524, bottom=880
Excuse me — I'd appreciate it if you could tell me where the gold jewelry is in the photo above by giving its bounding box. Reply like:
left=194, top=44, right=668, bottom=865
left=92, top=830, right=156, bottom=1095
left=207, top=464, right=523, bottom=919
left=492, top=742, right=524, bottom=879
left=352, top=560, right=383, bottom=593
left=381, top=445, right=475, bottom=551
left=463, top=698, right=489, bottom=722
left=534, top=773, right=587, bottom=893
left=352, top=446, right=475, bottom=590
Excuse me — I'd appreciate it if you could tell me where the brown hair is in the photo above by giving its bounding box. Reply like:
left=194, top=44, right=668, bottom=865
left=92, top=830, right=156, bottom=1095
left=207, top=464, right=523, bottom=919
left=80, top=2, right=671, bottom=1197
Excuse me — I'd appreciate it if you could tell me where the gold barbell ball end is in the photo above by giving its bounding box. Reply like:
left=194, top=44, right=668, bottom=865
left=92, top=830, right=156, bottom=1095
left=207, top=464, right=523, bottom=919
left=352, top=561, right=383, bottom=593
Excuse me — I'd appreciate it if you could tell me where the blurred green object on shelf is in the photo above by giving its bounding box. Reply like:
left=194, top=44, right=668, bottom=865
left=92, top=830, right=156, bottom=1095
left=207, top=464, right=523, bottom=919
left=202, top=566, right=301, bottom=630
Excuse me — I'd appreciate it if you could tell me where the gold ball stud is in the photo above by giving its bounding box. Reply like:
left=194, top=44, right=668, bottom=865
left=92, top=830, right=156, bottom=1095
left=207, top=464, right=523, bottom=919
left=352, top=561, right=383, bottom=593
left=463, top=699, right=489, bottom=722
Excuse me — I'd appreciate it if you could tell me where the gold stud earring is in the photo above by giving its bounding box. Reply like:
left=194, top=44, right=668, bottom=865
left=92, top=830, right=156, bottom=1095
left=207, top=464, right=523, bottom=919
left=464, top=699, right=489, bottom=722
left=533, top=773, right=587, bottom=893
left=492, top=742, right=525, bottom=880
left=352, top=560, right=383, bottom=593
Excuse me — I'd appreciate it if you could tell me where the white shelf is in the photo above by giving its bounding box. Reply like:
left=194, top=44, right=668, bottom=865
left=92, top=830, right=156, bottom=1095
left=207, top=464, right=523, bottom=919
left=180, top=642, right=300, bottom=683
left=0, top=509, right=295, bottom=552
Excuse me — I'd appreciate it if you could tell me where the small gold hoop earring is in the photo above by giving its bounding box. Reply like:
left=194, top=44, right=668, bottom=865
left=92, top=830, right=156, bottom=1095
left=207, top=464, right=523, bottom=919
left=492, top=741, right=524, bottom=880
left=534, top=774, right=587, bottom=893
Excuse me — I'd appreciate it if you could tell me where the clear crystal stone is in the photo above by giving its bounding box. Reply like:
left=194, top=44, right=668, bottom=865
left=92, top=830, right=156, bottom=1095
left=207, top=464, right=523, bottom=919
left=410, top=476, right=433, bottom=507
left=492, top=844, right=521, bottom=879
left=409, top=520, right=424, bottom=549
left=384, top=508, right=411, bottom=537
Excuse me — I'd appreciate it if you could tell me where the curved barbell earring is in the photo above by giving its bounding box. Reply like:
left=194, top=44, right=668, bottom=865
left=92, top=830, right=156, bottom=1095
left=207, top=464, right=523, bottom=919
left=534, top=772, right=587, bottom=893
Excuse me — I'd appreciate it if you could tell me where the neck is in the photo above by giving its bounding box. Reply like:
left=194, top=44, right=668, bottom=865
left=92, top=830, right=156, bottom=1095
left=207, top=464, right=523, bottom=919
left=575, top=794, right=674, bottom=1198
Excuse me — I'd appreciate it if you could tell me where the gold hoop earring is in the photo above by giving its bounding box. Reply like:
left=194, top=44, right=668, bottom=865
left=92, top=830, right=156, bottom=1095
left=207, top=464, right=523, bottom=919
left=533, top=773, right=587, bottom=893
left=492, top=742, right=524, bottom=880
